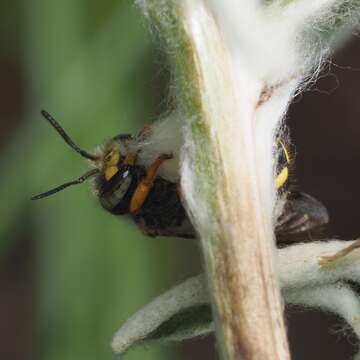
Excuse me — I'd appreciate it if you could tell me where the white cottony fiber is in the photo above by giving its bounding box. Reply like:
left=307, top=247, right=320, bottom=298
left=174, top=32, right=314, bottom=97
left=135, top=112, right=183, bottom=182
left=278, top=240, right=360, bottom=289
left=207, top=0, right=345, bottom=82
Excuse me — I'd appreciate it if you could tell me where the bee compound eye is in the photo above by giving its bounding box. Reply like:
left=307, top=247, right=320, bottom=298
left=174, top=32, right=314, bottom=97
left=99, top=172, right=133, bottom=211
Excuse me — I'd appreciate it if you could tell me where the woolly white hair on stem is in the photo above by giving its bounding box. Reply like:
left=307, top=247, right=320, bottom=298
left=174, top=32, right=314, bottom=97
left=207, top=0, right=350, bottom=81
left=173, top=1, right=291, bottom=358
left=135, top=112, right=183, bottom=182
left=121, top=0, right=360, bottom=359
left=278, top=240, right=360, bottom=289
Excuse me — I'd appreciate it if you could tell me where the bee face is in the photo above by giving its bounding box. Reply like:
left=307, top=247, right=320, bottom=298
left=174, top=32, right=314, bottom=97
left=93, top=136, right=144, bottom=214
left=102, top=143, right=121, bottom=180
left=97, top=135, right=132, bottom=177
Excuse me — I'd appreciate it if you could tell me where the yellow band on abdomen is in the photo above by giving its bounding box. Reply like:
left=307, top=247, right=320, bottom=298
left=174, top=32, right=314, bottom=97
left=275, top=166, right=288, bottom=189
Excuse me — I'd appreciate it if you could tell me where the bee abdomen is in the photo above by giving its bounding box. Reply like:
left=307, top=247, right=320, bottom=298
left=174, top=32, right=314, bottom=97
left=133, top=177, right=195, bottom=238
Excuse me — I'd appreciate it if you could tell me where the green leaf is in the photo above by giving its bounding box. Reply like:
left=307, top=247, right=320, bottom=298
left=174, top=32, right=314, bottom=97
left=112, top=275, right=213, bottom=354
left=147, top=304, right=213, bottom=341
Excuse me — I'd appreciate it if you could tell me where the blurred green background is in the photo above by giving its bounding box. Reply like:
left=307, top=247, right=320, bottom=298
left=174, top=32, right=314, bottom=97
left=0, top=1, right=203, bottom=359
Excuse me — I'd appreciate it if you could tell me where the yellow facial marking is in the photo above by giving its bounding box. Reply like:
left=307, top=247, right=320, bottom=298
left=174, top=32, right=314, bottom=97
left=104, top=144, right=121, bottom=180
left=105, top=166, right=119, bottom=181
left=275, top=166, right=289, bottom=189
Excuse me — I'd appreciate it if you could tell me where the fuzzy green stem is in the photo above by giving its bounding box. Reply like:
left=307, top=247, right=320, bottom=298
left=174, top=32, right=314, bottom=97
left=142, top=1, right=290, bottom=359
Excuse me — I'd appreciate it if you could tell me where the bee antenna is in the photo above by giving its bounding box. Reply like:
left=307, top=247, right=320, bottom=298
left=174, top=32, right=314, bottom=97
left=40, top=110, right=98, bottom=161
left=31, top=168, right=99, bottom=200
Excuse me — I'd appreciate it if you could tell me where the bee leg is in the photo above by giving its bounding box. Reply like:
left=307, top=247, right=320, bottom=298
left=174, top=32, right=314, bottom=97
left=130, top=153, right=174, bottom=214
left=319, top=239, right=360, bottom=266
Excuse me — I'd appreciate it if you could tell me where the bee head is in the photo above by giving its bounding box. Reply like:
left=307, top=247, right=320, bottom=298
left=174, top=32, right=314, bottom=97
left=94, top=136, right=141, bottom=213
left=31, top=110, right=138, bottom=211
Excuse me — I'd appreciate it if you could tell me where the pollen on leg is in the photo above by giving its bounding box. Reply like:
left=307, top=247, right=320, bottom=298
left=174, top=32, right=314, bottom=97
left=130, top=182, right=150, bottom=214
left=129, top=153, right=174, bottom=215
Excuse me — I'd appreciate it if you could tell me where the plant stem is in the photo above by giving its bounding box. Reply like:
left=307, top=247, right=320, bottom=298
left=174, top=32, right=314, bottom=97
left=142, top=1, right=291, bottom=359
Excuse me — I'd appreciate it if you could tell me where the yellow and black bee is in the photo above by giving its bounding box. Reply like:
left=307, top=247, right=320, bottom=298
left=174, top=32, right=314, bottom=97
left=32, top=110, right=328, bottom=243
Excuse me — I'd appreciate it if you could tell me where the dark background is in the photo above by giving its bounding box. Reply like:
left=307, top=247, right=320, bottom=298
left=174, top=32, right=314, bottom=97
left=1, top=1, right=360, bottom=359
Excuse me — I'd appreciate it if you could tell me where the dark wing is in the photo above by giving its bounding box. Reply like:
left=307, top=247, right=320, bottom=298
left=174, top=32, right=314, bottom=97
left=275, top=191, right=329, bottom=245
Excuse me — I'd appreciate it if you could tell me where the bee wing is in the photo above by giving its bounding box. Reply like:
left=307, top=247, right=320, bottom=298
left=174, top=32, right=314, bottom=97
left=275, top=191, right=329, bottom=245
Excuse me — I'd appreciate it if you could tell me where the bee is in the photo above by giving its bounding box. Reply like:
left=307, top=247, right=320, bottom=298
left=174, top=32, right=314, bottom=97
left=275, top=140, right=329, bottom=244
left=32, top=111, right=328, bottom=243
